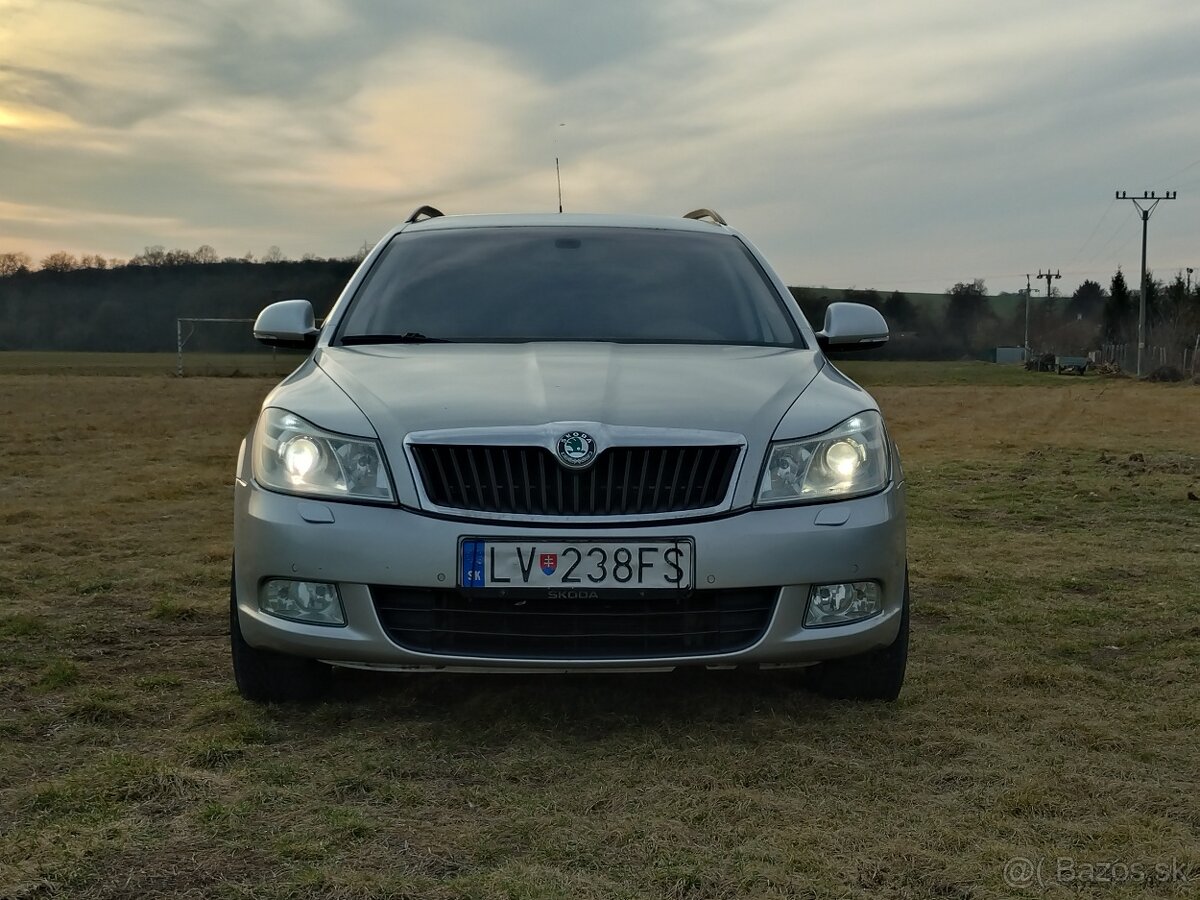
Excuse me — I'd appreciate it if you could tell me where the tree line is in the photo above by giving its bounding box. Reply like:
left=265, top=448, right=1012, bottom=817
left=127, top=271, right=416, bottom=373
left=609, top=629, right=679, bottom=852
left=0, top=247, right=359, bottom=352
left=1, top=244, right=1197, bottom=361
left=793, top=269, right=1200, bottom=364
left=0, top=242, right=372, bottom=277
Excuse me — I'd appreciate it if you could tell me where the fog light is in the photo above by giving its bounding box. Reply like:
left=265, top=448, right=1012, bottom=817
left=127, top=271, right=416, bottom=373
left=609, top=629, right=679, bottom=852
left=805, top=581, right=882, bottom=627
left=259, top=579, right=345, bottom=625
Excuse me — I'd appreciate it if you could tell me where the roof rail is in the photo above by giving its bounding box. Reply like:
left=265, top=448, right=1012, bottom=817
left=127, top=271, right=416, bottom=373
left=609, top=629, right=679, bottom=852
left=406, top=205, right=445, bottom=223
left=682, top=208, right=728, bottom=226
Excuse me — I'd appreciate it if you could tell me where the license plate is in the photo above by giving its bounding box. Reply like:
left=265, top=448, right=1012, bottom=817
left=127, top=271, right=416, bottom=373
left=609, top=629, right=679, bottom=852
left=459, top=538, right=693, bottom=592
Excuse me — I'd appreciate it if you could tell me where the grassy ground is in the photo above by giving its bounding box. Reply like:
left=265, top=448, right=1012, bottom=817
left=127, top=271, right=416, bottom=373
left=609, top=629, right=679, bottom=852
left=0, top=351, right=1126, bottom=385
left=0, top=350, right=1169, bottom=387
left=1, top=360, right=1198, bottom=899
left=834, top=359, right=1082, bottom=386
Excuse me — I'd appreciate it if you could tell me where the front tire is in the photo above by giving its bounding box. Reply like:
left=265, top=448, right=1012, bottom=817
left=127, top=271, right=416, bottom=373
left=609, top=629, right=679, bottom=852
left=230, top=568, right=330, bottom=703
left=808, top=573, right=910, bottom=701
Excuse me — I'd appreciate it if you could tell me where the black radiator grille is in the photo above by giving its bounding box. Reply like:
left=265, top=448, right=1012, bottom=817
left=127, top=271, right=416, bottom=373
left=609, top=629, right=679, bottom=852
left=411, top=444, right=740, bottom=516
left=371, top=587, right=778, bottom=659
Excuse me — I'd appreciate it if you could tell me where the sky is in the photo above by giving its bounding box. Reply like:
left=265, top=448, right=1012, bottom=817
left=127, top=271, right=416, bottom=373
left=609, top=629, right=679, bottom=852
left=2, top=0, right=1199, bottom=296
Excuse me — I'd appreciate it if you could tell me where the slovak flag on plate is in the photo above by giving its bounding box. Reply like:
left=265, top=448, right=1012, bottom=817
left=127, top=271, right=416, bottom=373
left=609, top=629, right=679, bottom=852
left=540, top=553, right=558, bottom=576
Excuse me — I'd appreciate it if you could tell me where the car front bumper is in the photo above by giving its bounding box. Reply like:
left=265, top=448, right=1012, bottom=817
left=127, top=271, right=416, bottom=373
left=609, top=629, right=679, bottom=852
left=233, top=476, right=907, bottom=671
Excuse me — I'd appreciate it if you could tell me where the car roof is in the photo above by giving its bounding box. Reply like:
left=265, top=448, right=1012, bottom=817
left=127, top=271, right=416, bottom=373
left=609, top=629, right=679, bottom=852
left=396, top=212, right=736, bottom=236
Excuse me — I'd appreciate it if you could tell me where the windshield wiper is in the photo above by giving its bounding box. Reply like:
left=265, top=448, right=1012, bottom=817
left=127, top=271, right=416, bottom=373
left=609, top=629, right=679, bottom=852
left=340, top=332, right=454, bottom=345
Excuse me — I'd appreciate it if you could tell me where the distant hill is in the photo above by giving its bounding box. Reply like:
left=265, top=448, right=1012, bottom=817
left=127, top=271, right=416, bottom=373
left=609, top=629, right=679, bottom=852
left=0, top=262, right=1040, bottom=358
left=0, top=260, right=355, bottom=352
left=790, top=286, right=1026, bottom=318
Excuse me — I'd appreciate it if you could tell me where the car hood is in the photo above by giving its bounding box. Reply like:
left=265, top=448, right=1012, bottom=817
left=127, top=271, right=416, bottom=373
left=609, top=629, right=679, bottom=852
left=303, top=343, right=825, bottom=508
left=316, top=342, right=819, bottom=433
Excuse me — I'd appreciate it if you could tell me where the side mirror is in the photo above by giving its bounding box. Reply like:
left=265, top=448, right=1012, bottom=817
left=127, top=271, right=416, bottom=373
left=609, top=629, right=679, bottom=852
left=253, top=299, right=319, bottom=349
left=816, top=302, right=889, bottom=351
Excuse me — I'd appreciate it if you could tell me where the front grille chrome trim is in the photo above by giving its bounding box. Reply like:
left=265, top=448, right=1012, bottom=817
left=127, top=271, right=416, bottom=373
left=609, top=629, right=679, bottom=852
left=404, top=424, right=747, bottom=523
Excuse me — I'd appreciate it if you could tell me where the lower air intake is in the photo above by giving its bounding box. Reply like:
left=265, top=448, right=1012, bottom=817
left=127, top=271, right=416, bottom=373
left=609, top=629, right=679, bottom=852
left=370, top=586, right=778, bottom=659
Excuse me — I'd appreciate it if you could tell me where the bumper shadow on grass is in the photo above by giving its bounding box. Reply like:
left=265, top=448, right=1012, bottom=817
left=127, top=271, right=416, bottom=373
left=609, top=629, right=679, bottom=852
left=276, top=665, right=890, bottom=736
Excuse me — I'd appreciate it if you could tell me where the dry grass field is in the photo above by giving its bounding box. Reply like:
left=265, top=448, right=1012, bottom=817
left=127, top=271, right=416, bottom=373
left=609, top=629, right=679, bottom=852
left=1, top=356, right=1198, bottom=899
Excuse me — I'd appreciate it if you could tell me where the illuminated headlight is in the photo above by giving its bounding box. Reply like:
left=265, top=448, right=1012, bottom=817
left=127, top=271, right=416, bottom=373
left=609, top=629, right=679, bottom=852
left=252, top=408, right=394, bottom=503
left=756, top=411, right=889, bottom=505
left=259, top=579, right=345, bottom=625
left=805, top=581, right=882, bottom=627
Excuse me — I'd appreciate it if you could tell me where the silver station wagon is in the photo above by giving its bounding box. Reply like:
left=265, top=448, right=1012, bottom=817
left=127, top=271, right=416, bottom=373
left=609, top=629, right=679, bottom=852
left=231, top=208, right=908, bottom=702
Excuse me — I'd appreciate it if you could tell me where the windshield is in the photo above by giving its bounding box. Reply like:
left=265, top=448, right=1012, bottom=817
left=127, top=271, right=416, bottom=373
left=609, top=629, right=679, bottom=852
left=337, top=227, right=804, bottom=347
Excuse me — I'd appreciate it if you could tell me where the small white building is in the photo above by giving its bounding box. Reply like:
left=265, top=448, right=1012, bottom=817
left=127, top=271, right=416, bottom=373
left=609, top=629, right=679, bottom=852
left=993, top=346, right=1026, bottom=364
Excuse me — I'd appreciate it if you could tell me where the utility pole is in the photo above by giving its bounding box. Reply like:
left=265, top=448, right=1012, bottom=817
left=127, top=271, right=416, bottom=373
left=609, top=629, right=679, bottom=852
left=1037, top=269, right=1061, bottom=306
left=1023, top=274, right=1034, bottom=359
left=1115, top=190, right=1177, bottom=376
left=1035, top=270, right=1060, bottom=357
left=1187, top=267, right=1193, bottom=293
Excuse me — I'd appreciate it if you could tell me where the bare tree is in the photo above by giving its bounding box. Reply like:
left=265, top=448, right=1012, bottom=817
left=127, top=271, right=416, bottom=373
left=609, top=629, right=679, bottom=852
left=0, top=251, right=32, bottom=276
left=132, top=245, right=167, bottom=266
left=262, top=245, right=285, bottom=263
left=163, top=248, right=196, bottom=266
left=194, top=244, right=219, bottom=264
left=40, top=251, right=79, bottom=272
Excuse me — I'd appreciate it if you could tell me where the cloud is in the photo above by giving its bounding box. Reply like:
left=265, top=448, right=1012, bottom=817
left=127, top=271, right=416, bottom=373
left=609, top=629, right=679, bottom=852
left=248, top=40, right=549, bottom=196
left=1, top=0, right=1199, bottom=290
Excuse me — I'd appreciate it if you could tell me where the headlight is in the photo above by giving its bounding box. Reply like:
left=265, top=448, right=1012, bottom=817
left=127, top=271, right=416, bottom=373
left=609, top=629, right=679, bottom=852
left=253, top=408, right=395, bottom=503
left=756, top=410, right=889, bottom=505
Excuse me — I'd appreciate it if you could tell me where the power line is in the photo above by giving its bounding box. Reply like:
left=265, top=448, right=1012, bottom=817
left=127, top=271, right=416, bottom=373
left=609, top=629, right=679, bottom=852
left=1158, top=155, right=1200, bottom=184
left=1069, top=197, right=1116, bottom=266
left=1086, top=204, right=1140, bottom=268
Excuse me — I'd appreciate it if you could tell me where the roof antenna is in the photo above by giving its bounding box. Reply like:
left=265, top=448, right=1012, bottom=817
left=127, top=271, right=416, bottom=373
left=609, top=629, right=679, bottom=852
left=554, top=122, right=566, bottom=213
